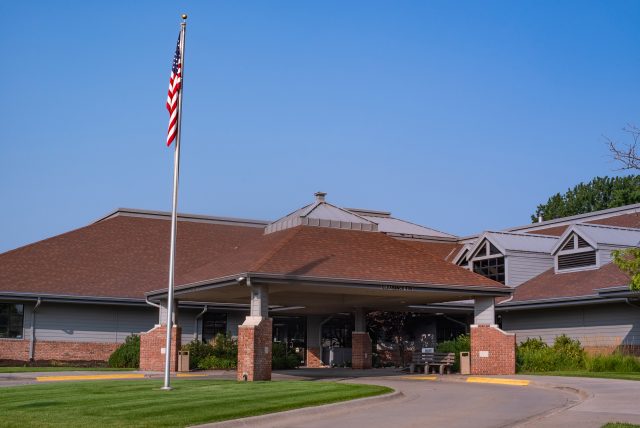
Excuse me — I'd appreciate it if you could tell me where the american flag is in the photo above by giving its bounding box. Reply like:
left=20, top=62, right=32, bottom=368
left=166, top=34, right=182, bottom=146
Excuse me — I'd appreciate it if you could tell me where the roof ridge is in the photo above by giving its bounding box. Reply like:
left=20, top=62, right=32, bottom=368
left=249, top=226, right=305, bottom=272
left=484, top=230, right=559, bottom=239
left=576, top=223, right=640, bottom=232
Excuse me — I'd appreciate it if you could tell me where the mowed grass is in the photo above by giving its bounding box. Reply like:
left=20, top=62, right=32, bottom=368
left=0, top=379, right=391, bottom=427
left=0, top=366, right=136, bottom=373
left=523, top=371, right=640, bottom=382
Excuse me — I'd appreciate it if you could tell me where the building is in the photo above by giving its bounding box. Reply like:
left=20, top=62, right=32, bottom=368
left=1, top=193, right=638, bottom=376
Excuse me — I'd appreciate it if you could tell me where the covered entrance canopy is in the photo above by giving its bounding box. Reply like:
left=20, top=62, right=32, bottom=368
left=146, top=220, right=512, bottom=380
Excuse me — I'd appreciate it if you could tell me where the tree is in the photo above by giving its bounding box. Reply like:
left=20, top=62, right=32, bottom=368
left=607, top=124, right=640, bottom=170
left=531, top=175, right=640, bottom=222
left=608, top=124, right=640, bottom=291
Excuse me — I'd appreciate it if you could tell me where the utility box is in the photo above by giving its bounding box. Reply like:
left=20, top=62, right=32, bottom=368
left=460, top=352, right=470, bottom=375
left=178, top=350, right=190, bottom=372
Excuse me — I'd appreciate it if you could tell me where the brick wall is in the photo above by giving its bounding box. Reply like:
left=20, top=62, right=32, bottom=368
left=306, top=346, right=324, bottom=368
left=0, top=338, right=118, bottom=365
left=470, top=324, right=516, bottom=375
left=237, top=318, right=272, bottom=381
left=352, top=332, right=372, bottom=369
left=139, top=325, right=181, bottom=372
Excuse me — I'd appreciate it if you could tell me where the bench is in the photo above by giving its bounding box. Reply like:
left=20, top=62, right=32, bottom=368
left=409, top=352, right=455, bottom=374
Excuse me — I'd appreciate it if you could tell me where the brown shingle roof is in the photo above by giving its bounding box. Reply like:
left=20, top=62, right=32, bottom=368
left=509, top=263, right=630, bottom=303
left=394, top=240, right=463, bottom=262
left=587, top=212, right=640, bottom=229
left=0, top=215, right=263, bottom=299
left=1, top=215, right=505, bottom=300
left=180, top=226, right=503, bottom=289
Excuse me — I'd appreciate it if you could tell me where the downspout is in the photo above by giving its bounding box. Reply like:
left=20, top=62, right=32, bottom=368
left=145, top=296, right=161, bottom=309
left=194, top=305, right=208, bottom=341
left=29, top=297, right=42, bottom=361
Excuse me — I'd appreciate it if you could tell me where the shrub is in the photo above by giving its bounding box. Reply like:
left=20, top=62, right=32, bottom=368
left=516, top=335, right=585, bottom=372
left=272, top=342, right=302, bottom=370
left=436, top=334, right=470, bottom=372
left=182, top=340, right=214, bottom=370
left=198, top=355, right=237, bottom=370
left=585, top=353, right=640, bottom=372
left=196, top=334, right=238, bottom=370
left=108, top=335, right=140, bottom=368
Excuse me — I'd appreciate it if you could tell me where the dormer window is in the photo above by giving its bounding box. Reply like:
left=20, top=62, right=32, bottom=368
left=456, top=250, right=469, bottom=268
left=556, top=233, right=596, bottom=271
left=471, top=240, right=505, bottom=284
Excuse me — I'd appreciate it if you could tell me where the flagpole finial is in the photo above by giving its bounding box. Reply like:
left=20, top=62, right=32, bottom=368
left=181, top=14, right=187, bottom=20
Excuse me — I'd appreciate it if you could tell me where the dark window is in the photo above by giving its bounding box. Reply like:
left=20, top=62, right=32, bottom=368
left=489, top=243, right=501, bottom=255
left=0, top=303, right=24, bottom=339
left=473, top=257, right=505, bottom=284
left=474, top=242, right=487, bottom=258
left=457, top=251, right=469, bottom=267
left=202, top=313, right=227, bottom=342
left=558, top=251, right=596, bottom=270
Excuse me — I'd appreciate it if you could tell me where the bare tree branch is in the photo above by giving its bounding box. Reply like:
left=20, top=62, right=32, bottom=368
left=607, top=124, right=640, bottom=170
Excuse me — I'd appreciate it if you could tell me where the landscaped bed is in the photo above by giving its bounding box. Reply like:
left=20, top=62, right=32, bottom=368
left=0, top=379, right=391, bottom=427
left=523, top=371, right=640, bottom=382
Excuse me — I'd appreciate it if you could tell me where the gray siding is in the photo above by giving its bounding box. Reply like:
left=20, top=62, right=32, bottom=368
left=25, top=303, right=200, bottom=345
left=506, top=254, right=554, bottom=287
left=33, top=303, right=156, bottom=343
left=502, top=303, right=640, bottom=346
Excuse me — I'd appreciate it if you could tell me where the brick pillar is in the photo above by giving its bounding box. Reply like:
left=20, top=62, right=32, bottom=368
left=237, top=317, right=272, bottom=381
left=306, top=347, right=324, bottom=368
left=139, top=325, right=181, bottom=372
left=352, top=332, right=372, bottom=369
left=470, top=324, right=516, bottom=375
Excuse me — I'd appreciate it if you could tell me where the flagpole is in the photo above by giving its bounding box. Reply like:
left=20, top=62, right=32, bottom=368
left=162, top=14, right=187, bottom=391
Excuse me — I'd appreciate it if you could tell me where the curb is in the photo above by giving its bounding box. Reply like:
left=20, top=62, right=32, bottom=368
left=190, top=389, right=403, bottom=428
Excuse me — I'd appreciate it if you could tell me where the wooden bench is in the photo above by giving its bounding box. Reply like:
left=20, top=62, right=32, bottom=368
left=409, top=352, right=455, bottom=374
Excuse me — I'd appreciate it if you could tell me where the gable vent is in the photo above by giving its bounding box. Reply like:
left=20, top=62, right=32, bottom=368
left=561, top=237, right=575, bottom=251
left=577, top=235, right=590, bottom=248
left=558, top=251, right=596, bottom=270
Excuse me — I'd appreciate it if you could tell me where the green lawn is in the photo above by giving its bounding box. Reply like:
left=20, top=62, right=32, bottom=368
left=0, top=379, right=391, bottom=427
left=0, top=366, right=136, bottom=373
left=522, top=371, right=640, bottom=382
left=602, top=423, right=640, bottom=428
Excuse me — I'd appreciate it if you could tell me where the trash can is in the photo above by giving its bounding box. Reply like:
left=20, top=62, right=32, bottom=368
left=459, top=352, right=470, bottom=375
left=178, top=350, right=190, bottom=372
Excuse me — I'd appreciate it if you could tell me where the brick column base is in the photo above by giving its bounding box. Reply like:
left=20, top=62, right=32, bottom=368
left=140, top=325, right=181, bottom=372
left=352, top=332, right=372, bottom=369
left=470, top=324, right=516, bottom=375
left=237, top=317, right=272, bottom=381
left=306, top=347, right=324, bottom=368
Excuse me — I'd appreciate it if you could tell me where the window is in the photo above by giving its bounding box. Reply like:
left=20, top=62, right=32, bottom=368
left=202, top=313, right=227, bottom=342
left=474, top=241, right=488, bottom=258
left=457, top=250, right=469, bottom=267
left=0, top=303, right=24, bottom=339
left=473, top=257, right=505, bottom=284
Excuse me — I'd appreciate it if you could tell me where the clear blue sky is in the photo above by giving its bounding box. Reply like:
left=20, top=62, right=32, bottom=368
left=1, top=1, right=639, bottom=252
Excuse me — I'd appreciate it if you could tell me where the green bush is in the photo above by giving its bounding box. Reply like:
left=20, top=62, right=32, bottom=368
left=198, top=355, right=237, bottom=370
left=195, top=334, right=238, bottom=370
left=108, top=335, right=140, bottom=368
left=435, top=334, right=470, bottom=372
left=182, top=340, right=214, bottom=370
left=516, top=335, right=585, bottom=372
left=272, top=342, right=302, bottom=370
left=585, top=353, right=640, bottom=372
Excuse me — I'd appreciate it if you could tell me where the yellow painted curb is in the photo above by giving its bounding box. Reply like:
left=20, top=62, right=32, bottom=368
left=175, top=373, right=208, bottom=377
left=400, top=375, right=438, bottom=381
left=466, top=377, right=529, bottom=386
left=36, top=374, right=146, bottom=382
